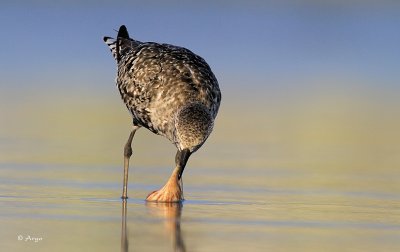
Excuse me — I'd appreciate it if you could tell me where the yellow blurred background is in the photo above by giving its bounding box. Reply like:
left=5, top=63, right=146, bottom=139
left=1, top=75, right=399, bottom=173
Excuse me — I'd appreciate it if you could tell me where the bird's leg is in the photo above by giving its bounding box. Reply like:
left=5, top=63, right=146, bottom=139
left=176, top=148, right=191, bottom=199
left=122, top=127, right=138, bottom=199
left=146, top=149, right=191, bottom=203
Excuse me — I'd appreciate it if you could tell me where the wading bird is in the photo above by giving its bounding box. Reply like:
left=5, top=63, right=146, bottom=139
left=103, top=25, right=221, bottom=202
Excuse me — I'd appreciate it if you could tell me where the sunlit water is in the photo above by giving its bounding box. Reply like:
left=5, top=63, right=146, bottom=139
left=1, top=161, right=399, bottom=252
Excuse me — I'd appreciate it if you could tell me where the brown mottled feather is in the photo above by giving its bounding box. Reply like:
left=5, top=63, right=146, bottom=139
left=104, top=26, right=221, bottom=152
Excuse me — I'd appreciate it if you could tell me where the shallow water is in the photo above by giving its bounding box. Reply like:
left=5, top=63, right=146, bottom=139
left=1, top=163, right=399, bottom=252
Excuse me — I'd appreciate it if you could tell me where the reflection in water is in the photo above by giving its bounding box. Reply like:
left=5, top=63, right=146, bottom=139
left=146, top=202, right=186, bottom=252
left=121, top=199, right=129, bottom=252
left=120, top=200, right=186, bottom=252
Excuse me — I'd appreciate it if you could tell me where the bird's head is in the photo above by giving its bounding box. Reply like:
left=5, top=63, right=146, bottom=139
left=174, top=103, right=214, bottom=153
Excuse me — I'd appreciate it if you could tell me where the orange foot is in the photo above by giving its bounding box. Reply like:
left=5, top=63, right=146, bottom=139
left=146, top=170, right=184, bottom=203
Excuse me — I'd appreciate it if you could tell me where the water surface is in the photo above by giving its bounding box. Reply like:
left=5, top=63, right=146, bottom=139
left=1, top=163, right=399, bottom=252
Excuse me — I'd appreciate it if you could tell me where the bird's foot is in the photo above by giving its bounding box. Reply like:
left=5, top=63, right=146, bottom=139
left=146, top=170, right=184, bottom=203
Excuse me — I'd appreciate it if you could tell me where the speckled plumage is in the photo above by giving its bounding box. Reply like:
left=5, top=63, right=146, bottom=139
left=104, top=26, right=221, bottom=151
left=103, top=25, right=221, bottom=201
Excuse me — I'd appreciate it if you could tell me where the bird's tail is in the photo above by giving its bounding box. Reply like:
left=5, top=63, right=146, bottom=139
left=103, top=25, right=138, bottom=62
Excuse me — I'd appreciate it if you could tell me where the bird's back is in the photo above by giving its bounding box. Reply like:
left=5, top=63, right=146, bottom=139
left=104, top=26, right=221, bottom=144
left=105, top=27, right=221, bottom=143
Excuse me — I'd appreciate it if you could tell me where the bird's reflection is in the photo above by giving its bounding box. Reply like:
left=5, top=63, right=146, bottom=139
left=120, top=200, right=186, bottom=252
left=145, top=202, right=186, bottom=252
left=121, top=199, right=128, bottom=252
